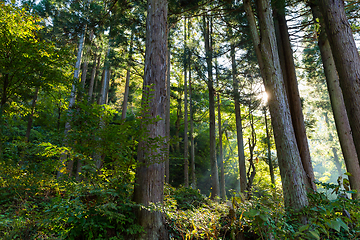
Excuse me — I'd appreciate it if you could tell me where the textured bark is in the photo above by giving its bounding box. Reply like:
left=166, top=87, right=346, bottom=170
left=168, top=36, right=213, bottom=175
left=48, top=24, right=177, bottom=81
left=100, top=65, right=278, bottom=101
left=231, top=43, right=247, bottom=193
left=243, top=0, right=265, bottom=77
left=93, top=45, right=111, bottom=171
left=132, top=0, right=168, bottom=238
left=319, top=0, right=360, bottom=166
left=57, top=29, right=85, bottom=178
left=121, top=34, right=134, bottom=120
left=312, top=4, right=360, bottom=199
left=183, top=18, right=189, bottom=187
left=25, top=87, right=39, bottom=142
left=88, top=53, right=101, bottom=103
left=203, top=15, right=220, bottom=199
left=273, top=3, right=316, bottom=191
left=217, top=93, right=226, bottom=200
left=165, top=35, right=171, bottom=184
left=189, top=66, right=196, bottom=188
left=254, top=0, right=308, bottom=212
left=80, top=30, right=94, bottom=91
left=99, top=46, right=111, bottom=106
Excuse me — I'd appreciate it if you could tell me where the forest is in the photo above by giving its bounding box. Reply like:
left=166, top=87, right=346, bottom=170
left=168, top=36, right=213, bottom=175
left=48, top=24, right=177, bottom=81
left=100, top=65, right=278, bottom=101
left=1, top=0, right=360, bottom=239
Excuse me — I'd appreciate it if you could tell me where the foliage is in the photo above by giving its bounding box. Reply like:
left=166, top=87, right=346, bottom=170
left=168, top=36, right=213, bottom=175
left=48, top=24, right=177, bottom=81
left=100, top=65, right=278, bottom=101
left=164, top=181, right=360, bottom=240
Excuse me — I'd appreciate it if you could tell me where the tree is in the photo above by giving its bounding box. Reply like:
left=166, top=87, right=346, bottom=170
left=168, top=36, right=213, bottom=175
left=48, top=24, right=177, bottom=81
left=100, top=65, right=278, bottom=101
left=319, top=0, right=360, bottom=165
left=0, top=3, right=69, bottom=158
left=272, top=0, right=316, bottom=191
left=132, top=0, right=169, bottom=238
left=230, top=38, right=247, bottom=193
left=310, top=4, right=360, bottom=199
left=248, top=0, right=309, bottom=213
left=183, top=17, right=189, bottom=187
left=203, top=14, right=220, bottom=200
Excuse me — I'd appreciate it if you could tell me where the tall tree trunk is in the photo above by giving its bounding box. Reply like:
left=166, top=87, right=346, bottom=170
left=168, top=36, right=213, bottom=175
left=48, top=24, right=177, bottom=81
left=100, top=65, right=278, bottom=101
left=273, top=3, right=316, bottom=191
left=264, top=107, right=275, bottom=186
left=332, top=148, right=343, bottom=177
left=88, top=53, right=101, bottom=103
left=312, top=4, right=360, bottom=199
left=231, top=42, right=247, bottom=193
left=57, top=28, right=86, bottom=178
left=189, top=62, right=196, bottom=189
left=25, top=87, right=39, bottom=142
left=99, top=46, right=111, bottom=106
left=319, top=0, right=360, bottom=166
left=93, top=44, right=111, bottom=171
left=132, top=0, right=168, bottom=238
left=80, top=30, right=94, bottom=92
left=165, top=35, right=171, bottom=184
left=217, top=93, right=226, bottom=200
left=121, top=33, right=134, bottom=120
left=253, top=0, right=308, bottom=213
left=183, top=17, right=189, bottom=188
left=203, top=15, right=220, bottom=199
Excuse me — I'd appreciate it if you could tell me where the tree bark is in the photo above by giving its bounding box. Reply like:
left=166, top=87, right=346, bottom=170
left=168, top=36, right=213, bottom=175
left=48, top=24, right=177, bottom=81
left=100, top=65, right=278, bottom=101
left=121, top=33, right=134, bottom=120
left=319, top=0, right=360, bottom=166
left=88, top=53, right=101, bottom=103
left=273, top=2, right=316, bottom=191
left=57, top=28, right=86, bottom=178
left=183, top=17, right=189, bottom=187
left=254, top=0, right=308, bottom=212
left=132, top=0, right=168, bottom=238
left=165, top=34, right=171, bottom=184
left=231, top=42, right=247, bottom=193
left=93, top=44, right=111, bottom=171
left=217, top=93, right=226, bottom=200
left=203, top=15, right=220, bottom=199
left=312, top=4, right=360, bottom=199
left=183, top=19, right=190, bottom=188
left=189, top=63, right=196, bottom=189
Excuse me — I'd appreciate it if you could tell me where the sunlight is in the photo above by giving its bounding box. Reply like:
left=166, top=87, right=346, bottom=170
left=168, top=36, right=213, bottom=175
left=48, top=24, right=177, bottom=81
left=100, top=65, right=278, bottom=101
left=262, top=91, right=268, bottom=103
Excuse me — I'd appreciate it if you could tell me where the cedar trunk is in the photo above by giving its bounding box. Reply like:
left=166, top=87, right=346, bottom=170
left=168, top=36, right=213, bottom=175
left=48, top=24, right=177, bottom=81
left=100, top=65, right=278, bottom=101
left=189, top=67, right=197, bottom=188
left=217, top=93, right=226, bottom=200
left=203, top=15, right=220, bottom=199
left=273, top=4, right=316, bottom=191
left=319, top=0, right=360, bottom=166
left=121, top=34, right=134, bottom=120
left=132, top=0, right=168, bottom=238
left=312, top=4, right=360, bottom=199
left=254, top=0, right=308, bottom=212
left=57, top=29, right=85, bottom=178
left=183, top=18, right=189, bottom=187
left=165, top=36, right=171, bottom=184
left=231, top=43, right=247, bottom=193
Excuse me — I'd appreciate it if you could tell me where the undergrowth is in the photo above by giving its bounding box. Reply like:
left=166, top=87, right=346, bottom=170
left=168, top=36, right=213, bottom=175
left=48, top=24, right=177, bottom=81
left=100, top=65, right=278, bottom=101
left=1, top=165, right=360, bottom=239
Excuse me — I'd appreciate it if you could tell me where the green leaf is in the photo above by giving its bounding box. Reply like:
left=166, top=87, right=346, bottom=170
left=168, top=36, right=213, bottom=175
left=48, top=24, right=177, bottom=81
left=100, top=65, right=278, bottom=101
left=309, top=230, right=320, bottom=240
left=248, top=209, right=260, bottom=217
left=299, top=224, right=309, bottom=232
left=327, top=219, right=340, bottom=232
left=259, top=214, right=269, bottom=222
left=336, top=218, right=349, bottom=232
